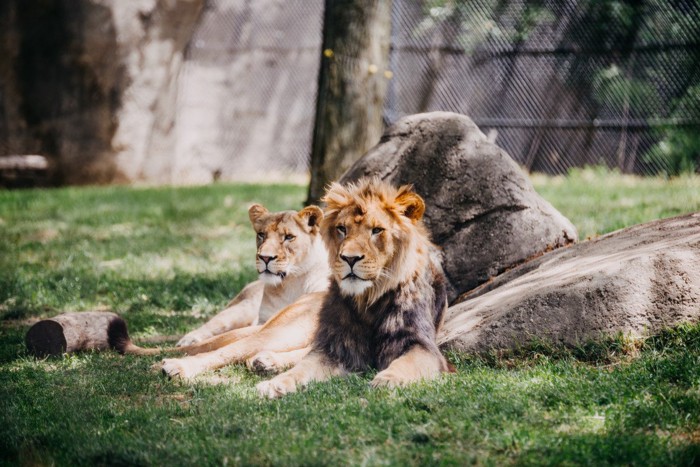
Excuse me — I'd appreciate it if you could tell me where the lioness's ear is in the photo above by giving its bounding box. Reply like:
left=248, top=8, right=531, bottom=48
left=394, top=187, right=425, bottom=222
left=248, top=204, right=268, bottom=223
left=297, top=205, right=323, bottom=232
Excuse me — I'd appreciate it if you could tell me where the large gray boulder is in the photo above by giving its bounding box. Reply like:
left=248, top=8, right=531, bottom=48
left=439, top=213, right=700, bottom=351
left=341, top=111, right=578, bottom=302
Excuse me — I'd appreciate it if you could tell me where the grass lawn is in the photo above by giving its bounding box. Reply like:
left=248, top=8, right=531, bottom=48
left=1, top=168, right=700, bottom=465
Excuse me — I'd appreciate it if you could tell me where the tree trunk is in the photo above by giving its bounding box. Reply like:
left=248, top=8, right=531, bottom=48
left=306, top=0, right=393, bottom=205
left=25, top=311, right=123, bottom=357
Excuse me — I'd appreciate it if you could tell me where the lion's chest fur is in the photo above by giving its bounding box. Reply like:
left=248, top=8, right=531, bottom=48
left=314, top=261, right=447, bottom=372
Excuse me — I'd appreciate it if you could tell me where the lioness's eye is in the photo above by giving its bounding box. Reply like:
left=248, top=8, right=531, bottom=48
left=336, top=225, right=346, bottom=236
left=284, top=234, right=295, bottom=241
left=257, top=232, right=265, bottom=240
left=372, top=227, right=384, bottom=235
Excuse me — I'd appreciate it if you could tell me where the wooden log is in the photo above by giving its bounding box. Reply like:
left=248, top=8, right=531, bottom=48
left=0, top=155, right=51, bottom=188
left=0, top=155, right=49, bottom=171
left=26, top=311, right=196, bottom=358
left=25, top=311, right=125, bottom=357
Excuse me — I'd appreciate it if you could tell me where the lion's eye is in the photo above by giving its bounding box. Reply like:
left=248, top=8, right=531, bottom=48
left=336, top=225, right=346, bottom=236
left=257, top=232, right=265, bottom=240
left=371, top=227, right=384, bottom=235
left=284, top=234, right=296, bottom=242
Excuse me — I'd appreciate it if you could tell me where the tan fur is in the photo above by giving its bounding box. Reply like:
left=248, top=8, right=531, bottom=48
left=257, top=179, right=450, bottom=398
left=369, top=346, right=444, bottom=388
left=175, top=282, right=265, bottom=348
left=246, top=347, right=312, bottom=373
left=161, top=292, right=324, bottom=379
left=321, top=179, right=433, bottom=307
left=175, top=204, right=329, bottom=347
left=255, top=351, right=347, bottom=398
left=120, top=204, right=329, bottom=361
left=256, top=346, right=442, bottom=397
left=178, top=204, right=328, bottom=346
left=118, top=325, right=263, bottom=357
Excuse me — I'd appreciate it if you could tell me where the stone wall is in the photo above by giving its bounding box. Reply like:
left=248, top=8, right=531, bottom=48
left=0, top=0, right=203, bottom=184
left=0, top=0, right=325, bottom=185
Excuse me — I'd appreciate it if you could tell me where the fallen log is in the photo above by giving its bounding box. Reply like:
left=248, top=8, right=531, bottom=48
left=25, top=309, right=247, bottom=358
left=0, top=154, right=51, bottom=188
left=25, top=311, right=130, bottom=357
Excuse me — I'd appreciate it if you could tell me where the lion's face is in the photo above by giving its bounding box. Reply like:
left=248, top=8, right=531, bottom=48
left=322, top=179, right=427, bottom=300
left=249, top=204, right=324, bottom=286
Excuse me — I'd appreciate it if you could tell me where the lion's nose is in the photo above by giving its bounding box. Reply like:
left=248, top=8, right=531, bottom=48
left=258, top=255, right=277, bottom=265
left=340, top=255, right=364, bottom=267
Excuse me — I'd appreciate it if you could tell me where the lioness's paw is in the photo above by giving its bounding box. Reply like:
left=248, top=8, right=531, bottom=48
left=247, top=351, right=282, bottom=374
left=256, top=375, right=297, bottom=399
left=161, top=358, right=199, bottom=380
left=370, top=369, right=412, bottom=389
left=176, top=331, right=210, bottom=347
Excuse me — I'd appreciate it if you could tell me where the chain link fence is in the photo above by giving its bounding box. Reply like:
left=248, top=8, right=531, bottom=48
left=388, top=0, right=700, bottom=175
left=177, top=0, right=700, bottom=180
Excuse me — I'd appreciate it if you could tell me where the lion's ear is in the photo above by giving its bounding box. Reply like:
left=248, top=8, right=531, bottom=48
left=394, top=188, right=425, bottom=222
left=248, top=204, right=269, bottom=223
left=297, top=205, right=323, bottom=233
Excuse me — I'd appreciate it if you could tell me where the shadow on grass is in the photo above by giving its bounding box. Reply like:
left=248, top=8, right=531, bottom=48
left=516, top=431, right=700, bottom=466
left=2, top=324, right=700, bottom=465
left=1, top=300, right=699, bottom=465
left=0, top=268, right=258, bottom=367
left=0, top=268, right=256, bottom=322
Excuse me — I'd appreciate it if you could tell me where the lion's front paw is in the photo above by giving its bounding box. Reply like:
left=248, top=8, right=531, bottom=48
left=256, top=375, right=298, bottom=399
left=176, top=331, right=211, bottom=347
left=246, top=351, right=282, bottom=374
left=370, top=368, right=413, bottom=389
left=161, top=358, right=201, bottom=380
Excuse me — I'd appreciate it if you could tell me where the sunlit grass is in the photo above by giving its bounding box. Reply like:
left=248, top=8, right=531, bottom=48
left=531, top=166, right=700, bottom=239
left=1, top=171, right=700, bottom=465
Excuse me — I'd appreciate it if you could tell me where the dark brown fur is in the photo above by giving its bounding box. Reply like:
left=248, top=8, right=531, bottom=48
left=314, top=245, right=449, bottom=373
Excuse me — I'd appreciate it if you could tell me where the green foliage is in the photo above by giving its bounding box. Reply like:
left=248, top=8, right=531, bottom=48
left=573, top=0, right=638, bottom=45
left=645, top=128, right=700, bottom=176
left=1, top=178, right=700, bottom=465
left=644, top=85, right=700, bottom=176
left=591, top=64, right=661, bottom=115
left=418, top=0, right=555, bottom=51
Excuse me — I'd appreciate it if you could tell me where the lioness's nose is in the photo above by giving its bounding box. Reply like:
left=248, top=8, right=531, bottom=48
left=340, top=255, right=364, bottom=267
left=258, top=255, right=277, bottom=264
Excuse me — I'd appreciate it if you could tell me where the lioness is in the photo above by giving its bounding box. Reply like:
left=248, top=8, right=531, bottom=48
left=175, top=203, right=329, bottom=347
left=256, top=178, right=451, bottom=398
left=113, top=203, right=329, bottom=370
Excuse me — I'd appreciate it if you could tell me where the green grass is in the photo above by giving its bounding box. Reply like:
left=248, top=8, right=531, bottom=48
left=2, top=169, right=700, bottom=466
left=531, top=166, right=700, bottom=240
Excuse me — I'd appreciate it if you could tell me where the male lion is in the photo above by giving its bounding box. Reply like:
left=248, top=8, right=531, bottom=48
left=113, top=203, right=329, bottom=375
left=256, top=178, right=451, bottom=398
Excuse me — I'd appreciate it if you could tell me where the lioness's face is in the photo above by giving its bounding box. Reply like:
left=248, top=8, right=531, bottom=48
left=322, top=180, right=425, bottom=297
left=249, top=204, right=323, bottom=286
